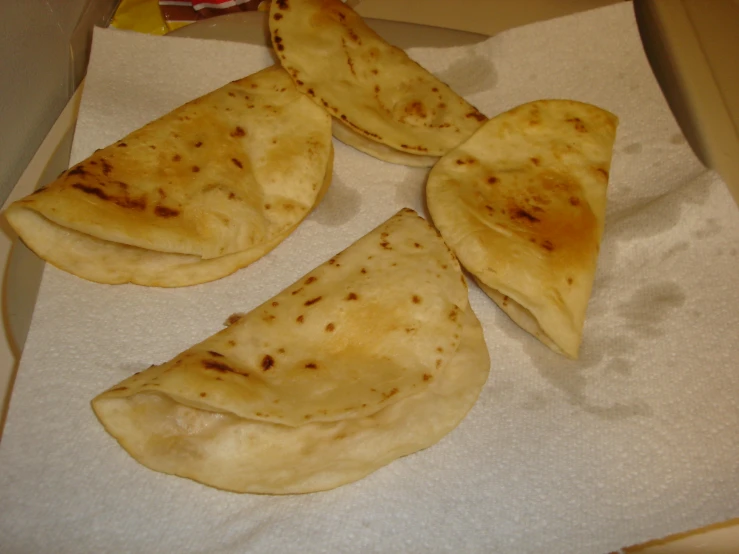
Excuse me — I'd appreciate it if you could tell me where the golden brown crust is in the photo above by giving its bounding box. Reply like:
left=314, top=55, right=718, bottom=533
left=5, top=65, right=333, bottom=286
left=427, top=99, right=618, bottom=358
left=269, top=0, right=486, bottom=158
left=92, top=210, right=490, bottom=493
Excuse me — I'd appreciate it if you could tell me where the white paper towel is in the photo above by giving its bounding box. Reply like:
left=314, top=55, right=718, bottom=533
left=1, top=4, right=738, bottom=553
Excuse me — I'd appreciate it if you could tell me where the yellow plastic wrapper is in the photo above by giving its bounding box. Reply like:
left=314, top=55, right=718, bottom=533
left=111, top=0, right=361, bottom=35
left=110, top=0, right=169, bottom=35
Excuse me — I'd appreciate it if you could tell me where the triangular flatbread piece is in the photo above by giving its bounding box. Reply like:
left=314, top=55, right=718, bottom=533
left=269, top=0, right=486, bottom=166
left=427, top=100, right=618, bottom=358
left=5, top=65, right=333, bottom=287
left=92, top=209, right=490, bottom=494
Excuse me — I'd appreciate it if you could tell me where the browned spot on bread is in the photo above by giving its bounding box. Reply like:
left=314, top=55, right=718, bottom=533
left=291, top=287, right=303, bottom=296
left=225, top=314, right=242, bottom=326
left=296, top=315, right=304, bottom=323
left=412, top=295, right=421, bottom=304
left=531, top=157, right=540, bottom=166
left=570, top=196, right=581, bottom=206
left=261, top=355, right=275, bottom=371
left=231, top=126, right=246, bottom=138
left=466, top=110, right=486, bottom=122
left=200, top=392, right=207, bottom=397
left=346, top=292, right=358, bottom=300
left=117, top=142, right=127, bottom=147
left=400, top=143, right=429, bottom=153
left=172, top=154, right=181, bottom=162
left=304, top=296, right=322, bottom=306
left=100, top=159, right=113, bottom=175
left=208, top=351, right=224, bottom=357
left=422, top=374, right=432, bottom=382
left=110, top=386, right=128, bottom=392
left=325, top=323, right=335, bottom=332
left=232, top=158, right=243, bottom=169
left=305, top=363, right=318, bottom=369
left=512, top=209, right=540, bottom=224
left=67, top=165, right=86, bottom=176
left=406, top=101, right=427, bottom=118
left=567, top=117, right=587, bottom=132
left=154, top=205, right=179, bottom=218
left=202, top=359, right=244, bottom=375
left=194, top=141, right=203, bottom=147
left=541, top=240, right=555, bottom=251
left=273, top=12, right=283, bottom=20
left=192, top=166, right=200, bottom=173
left=71, top=184, right=146, bottom=210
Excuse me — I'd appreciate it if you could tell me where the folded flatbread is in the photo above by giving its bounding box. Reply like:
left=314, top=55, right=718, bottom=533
left=426, top=100, right=618, bottom=358
left=5, top=65, right=333, bottom=287
left=92, top=209, right=490, bottom=494
left=269, top=0, right=486, bottom=167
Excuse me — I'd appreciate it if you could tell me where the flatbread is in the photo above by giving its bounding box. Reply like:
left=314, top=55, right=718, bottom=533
left=5, top=65, right=333, bottom=287
left=426, top=100, right=618, bottom=358
left=332, top=120, right=439, bottom=167
left=92, top=209, right=490, bottom=494
left=269, top=0, right=486, bottom=164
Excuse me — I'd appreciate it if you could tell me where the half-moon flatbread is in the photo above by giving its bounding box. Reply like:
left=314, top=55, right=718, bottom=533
left=5, top=65, right=333, bottom=287
left=269, top=0, right=486, bottom=165
left=92, top=208, right=490, bottom=494
left=427, top=100, right=618, bottom=358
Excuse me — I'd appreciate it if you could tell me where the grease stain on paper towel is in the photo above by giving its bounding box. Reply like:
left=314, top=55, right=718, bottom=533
left=434, top=53, right=497, bottom=97
left=608, top=177, right=711, bottom=241
left=617, top=282, right=686, bottom=338
left=495, top=280, right=685, bottom=420
left=661, top=241, right=689, bottom=261
left=310, top=176, right=361, bottom=227
left=693, top=217, right=722, bottom=239
left=623, top=142, right=643, bottom=155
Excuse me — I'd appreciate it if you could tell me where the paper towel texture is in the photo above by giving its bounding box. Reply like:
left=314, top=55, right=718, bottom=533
left=1, top=4, right=738, bottom=553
